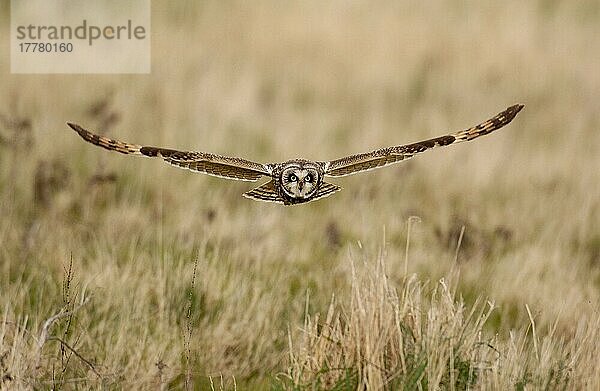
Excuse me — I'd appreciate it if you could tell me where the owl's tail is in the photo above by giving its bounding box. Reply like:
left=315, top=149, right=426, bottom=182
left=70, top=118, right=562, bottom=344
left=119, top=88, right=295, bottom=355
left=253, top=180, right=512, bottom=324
left=243, top=181, right=284, bottom=204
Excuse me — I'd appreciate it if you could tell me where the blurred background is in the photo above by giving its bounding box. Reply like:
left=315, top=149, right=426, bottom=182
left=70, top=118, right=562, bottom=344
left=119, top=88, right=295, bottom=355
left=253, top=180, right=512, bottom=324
left=1, top=1, right=599, bottom=388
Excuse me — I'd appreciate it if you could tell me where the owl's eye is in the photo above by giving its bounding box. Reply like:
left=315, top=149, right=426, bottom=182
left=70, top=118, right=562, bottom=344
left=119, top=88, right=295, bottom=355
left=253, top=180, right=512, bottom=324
left=289, top=174, right=297, bottom=181
left=305, top=174, right=312, bottom=182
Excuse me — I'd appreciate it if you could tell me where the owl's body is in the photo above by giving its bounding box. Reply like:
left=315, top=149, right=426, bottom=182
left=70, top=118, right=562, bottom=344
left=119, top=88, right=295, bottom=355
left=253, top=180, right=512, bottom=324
left=246, top=160, right=339, bottom=205
left=68, top=104, right=523, bottom=205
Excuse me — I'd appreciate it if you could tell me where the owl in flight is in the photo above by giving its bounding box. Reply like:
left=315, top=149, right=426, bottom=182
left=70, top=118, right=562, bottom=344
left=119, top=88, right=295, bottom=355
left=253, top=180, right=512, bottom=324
left=68, top=104, right=523, bottom=205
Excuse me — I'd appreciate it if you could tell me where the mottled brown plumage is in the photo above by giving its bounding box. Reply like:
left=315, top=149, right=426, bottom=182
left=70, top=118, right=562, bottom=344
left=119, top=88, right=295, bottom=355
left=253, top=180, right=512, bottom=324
left=322, top=104, right=523, bottom=177
left=68, top=104, right=523, bottom=205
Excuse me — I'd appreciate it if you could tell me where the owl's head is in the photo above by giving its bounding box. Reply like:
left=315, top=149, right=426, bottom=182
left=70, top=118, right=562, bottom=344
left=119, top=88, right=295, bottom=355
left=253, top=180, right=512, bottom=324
left=280, top=161, right=321, bottom=200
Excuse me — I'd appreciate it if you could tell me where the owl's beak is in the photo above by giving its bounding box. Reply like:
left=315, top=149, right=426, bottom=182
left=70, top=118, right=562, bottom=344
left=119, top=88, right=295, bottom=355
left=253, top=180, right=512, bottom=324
left=297, top=182, right=304, bottom=191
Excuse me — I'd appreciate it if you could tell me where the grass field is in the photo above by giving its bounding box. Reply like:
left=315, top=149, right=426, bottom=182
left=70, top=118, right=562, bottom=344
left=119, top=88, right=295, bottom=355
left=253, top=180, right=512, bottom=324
left=1, top=1, right=600, bottom=389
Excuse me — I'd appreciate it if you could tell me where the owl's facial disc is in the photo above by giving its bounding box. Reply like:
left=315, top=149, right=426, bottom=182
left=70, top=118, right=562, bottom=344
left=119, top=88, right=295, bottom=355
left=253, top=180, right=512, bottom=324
left=281, top=164, right=319, bottom=199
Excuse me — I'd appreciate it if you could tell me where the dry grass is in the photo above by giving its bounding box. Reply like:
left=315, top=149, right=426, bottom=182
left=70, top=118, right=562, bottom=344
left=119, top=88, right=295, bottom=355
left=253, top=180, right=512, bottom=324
left=1, top=0, right=600, bottom=389
left=283, top=254, right=600, bottom=389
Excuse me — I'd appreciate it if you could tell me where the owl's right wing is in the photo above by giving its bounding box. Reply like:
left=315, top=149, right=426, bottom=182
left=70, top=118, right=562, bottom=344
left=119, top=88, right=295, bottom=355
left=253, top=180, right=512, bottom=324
left=321, top=104, right=523, bottom=177
left=67, top=123, right=271, bottom=181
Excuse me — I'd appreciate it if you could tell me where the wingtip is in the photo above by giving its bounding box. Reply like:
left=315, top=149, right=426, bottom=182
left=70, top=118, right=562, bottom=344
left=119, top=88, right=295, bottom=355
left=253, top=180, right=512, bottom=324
left=504, top=103, right=524, bottom=122
left=66, top=122, right=79, bottom=131
left=512, top=103, right=525, bottom=112
left=67, top=122, right=91, bottom=141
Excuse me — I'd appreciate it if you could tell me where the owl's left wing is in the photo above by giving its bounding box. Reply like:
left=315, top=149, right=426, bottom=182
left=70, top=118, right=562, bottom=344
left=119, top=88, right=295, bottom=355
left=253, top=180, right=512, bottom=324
left=67, top=123, right=271, bottom=181
left=321, top=104, right=523, bottom=177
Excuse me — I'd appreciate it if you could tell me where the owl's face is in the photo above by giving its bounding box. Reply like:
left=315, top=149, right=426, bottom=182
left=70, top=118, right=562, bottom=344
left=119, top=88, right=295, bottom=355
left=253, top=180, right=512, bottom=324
left=280, top=162, right=320, bottom=200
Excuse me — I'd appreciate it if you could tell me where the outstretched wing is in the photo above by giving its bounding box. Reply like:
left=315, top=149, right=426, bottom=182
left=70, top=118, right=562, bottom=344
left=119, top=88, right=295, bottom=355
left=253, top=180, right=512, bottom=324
left=67, top=123, right=271, bottom=181
left=322, top=104, right=524, bottom=177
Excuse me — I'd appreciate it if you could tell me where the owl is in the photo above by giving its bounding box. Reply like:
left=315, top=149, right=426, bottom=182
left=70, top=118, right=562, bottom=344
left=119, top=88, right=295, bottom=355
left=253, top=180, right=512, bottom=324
left=68, top=104, right=523, bottom=205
